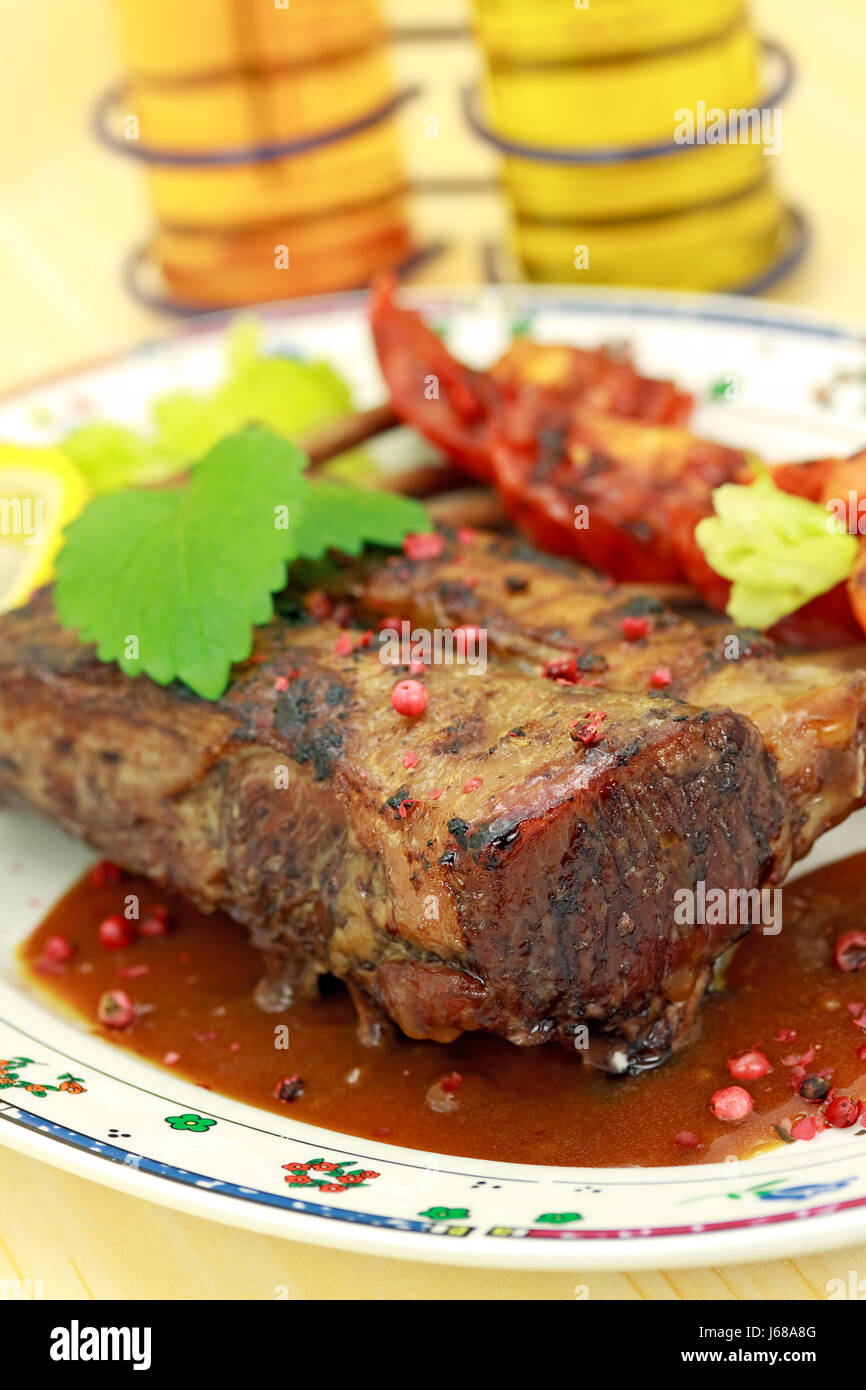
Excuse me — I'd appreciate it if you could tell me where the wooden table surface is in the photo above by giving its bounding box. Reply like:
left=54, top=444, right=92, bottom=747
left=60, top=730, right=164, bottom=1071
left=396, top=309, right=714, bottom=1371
left=2, top=0, right=866, bottom=1299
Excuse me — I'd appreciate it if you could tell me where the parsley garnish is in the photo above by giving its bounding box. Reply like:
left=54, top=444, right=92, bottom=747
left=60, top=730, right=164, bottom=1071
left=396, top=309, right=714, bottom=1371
left=54, top=428, right=430, bottom=700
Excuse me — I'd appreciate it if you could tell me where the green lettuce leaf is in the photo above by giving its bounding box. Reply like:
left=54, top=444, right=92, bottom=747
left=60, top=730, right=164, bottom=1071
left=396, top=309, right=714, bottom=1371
left=61, top=318, right=366, bottom=494
left=695, top=466, right=858, bottom=629
left=152, top=319, right=355, bottom=465
left=61, top=422, right=178, bottom=493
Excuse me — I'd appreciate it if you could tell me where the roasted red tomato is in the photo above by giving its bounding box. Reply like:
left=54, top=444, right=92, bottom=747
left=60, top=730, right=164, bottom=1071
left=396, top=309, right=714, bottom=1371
left=488, top=337, right=693, bottom=427
left=771, top=451, right=866, bottom=644
left=370, top=281, right=866, bottom=644
left=370, top=276, right=498, bottom=480
left=370, top=276, right=694, bottom=483
left=491, top=401, right=746, bottom=582
left=770, top=584, right=863, bottom=647
left=849, top=546, right=866, bottom=642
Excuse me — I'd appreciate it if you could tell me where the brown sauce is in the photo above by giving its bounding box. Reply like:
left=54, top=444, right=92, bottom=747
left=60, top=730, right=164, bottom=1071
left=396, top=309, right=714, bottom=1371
left=20, top=853, right=866, bottom=1167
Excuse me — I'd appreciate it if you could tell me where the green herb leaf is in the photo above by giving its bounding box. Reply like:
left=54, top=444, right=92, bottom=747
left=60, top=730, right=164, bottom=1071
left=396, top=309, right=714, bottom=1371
left=61, top=422, right=178, bottom=493
left=695, top=467, right=859, bottom=629
left=55, top=429, right=309, bottom=699
left=287, top=482, right=431, bottom=561
left=150, top=318, right=355, bottom=462
left=53, top=428, right=430, bottom=700
left=61, top=319, right=364, bottom=494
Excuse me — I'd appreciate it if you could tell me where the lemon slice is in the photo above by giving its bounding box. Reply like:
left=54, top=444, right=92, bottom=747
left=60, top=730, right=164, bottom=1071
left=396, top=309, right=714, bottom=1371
left=0, top=444, right=90, bottom=612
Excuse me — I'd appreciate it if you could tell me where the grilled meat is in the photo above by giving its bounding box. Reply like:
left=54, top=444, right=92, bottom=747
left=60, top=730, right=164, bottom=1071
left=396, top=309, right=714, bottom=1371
left=348, top=533, right=866, bottom=860
left=0, top=533, right=864, bottom=1071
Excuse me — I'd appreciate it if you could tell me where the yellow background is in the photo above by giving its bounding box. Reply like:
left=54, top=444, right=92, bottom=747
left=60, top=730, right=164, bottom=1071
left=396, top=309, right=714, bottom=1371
left=2, top=0, right=866, bottom=1299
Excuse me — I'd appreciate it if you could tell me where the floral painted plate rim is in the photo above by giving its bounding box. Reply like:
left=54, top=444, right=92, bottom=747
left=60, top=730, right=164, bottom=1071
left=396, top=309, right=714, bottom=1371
left=2, top=285, right=866, bottom=1271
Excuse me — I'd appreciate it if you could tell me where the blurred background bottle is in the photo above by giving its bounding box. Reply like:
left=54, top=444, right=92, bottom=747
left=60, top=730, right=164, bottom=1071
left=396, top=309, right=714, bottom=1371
left=106, top=0, right=416, bottom=307
left=1, top=0, right=834, bottom=372
left=468, top=0, right=798, bottom=291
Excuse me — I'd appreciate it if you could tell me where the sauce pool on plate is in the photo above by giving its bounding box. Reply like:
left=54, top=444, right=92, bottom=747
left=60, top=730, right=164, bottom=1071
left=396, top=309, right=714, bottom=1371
left=20, top=854, right=866, bottom=1167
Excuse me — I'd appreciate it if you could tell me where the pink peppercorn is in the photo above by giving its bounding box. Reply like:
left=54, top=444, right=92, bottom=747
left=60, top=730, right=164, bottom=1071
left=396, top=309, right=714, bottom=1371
left=571, top=721, right=603, bottom=746
left=440, top=1071, right=464, bottom=1093
left=98, top=914, right=137, bottom=951
left=726, top=1049, right=772, bottom=1081
left=97, top=989, right=134, bottom=1028
left=543, top=656, right=579, bottom=684
left=333, top=632, right=354, bottom=657
left=391, top=679, right=428, bottom=717
left=649, top=666, right=672, bottom=689
left=274, top=1075, right=304, bottom=1102
left=710, top=1085, right=753, bottom=1121
left=834, top=931, right=866, bottom=972
left=402, top=751, right=419, bottom=769
left=825, top=1095, right=861, bottom=1128
left=788, top=1066, right=807, bottom=1094
left=463, top=777, right=483, bottom=792
left=403, top=532, right=444, bottom=562
left=675, top=1130, right=702, bottom=1149
left=90, top=860, right=123, bottom=888
left=140, top=905, right=170, bottom=938
left=791, top=1116, right=818, bottom=1141
left=621, top=615, right=652, bottom=641
left=43, top=934, right=76, bottom=964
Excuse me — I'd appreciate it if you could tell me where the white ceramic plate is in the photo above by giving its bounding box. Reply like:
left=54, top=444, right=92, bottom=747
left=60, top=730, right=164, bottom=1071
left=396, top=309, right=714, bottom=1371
left=2, top=285, right=866, bottom=1271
